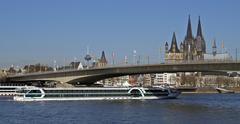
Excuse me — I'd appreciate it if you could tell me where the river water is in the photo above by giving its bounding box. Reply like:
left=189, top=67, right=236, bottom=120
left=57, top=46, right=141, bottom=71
left=0, top=94, right=240, bottom=124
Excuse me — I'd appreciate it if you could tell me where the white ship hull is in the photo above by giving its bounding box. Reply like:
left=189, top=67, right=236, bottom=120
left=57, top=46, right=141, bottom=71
left=14, top=96, right=179, bottom=101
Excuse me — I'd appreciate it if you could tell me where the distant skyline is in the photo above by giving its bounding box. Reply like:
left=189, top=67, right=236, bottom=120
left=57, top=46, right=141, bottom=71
left=1, top=0, right=240, bottom=67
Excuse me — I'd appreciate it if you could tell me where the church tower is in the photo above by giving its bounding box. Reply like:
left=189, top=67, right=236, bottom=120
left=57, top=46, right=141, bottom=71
left=195, top=16, right=206, bottom=60
left=164, top=15, right=208, bottom=63
left=165, top=32, right=183, bottom=63
left=212, top=39, right=217, bottom=56
left=165, top=42, right=169, bottom=53
left=183, top=15, right=195, bottom=61
left=97, top=51, right=108, bottom=67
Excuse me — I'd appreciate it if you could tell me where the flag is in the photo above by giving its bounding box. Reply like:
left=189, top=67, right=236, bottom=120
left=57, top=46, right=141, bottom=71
left=112, top=52, right=115, bottom=58
left=221, top=41, right=224, bottom=49
left=112, top=52, right=115, bottom=65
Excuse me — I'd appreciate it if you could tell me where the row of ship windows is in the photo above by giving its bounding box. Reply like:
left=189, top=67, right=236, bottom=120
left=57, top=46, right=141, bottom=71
left=0, top=91, right=16, bottom=92
left=43, top=90, right=130, bottom=93
left=45, top=94, right=132, bottom=97
left=144, top=94, right=168, bottom=96
left=25, top=94, right=132, bottom=98
left=42, top=90, right=168, bottom=93
left=145, top=92, right=169, bottom=95
left=147, top=90, right=168, bottom=93
left=25, top=94, right=168, bottom=98
left=0, top=88, right=16, bottom=90
left=25, top=92, right=169, bottom=98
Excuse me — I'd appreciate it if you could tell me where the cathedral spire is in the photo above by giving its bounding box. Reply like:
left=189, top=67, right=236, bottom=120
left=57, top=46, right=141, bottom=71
left=212, top=39, right=217, bottom=56
left=212, top=39, right=216, bottom=49
left=186, top=15, right=193, bottom=39
left=165, top=41, right=169, bottom=53
left=196, top=16, right=206, bottom=53
left=197, top=16, right=203, bottom=38
left=169, top=32, right=180, bottom=53
left=100, top=51, right=107, bottom=63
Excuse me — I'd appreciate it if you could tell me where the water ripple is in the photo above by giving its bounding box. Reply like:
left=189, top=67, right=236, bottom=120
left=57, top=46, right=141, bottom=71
left=0, top=94, right=240, bottom=124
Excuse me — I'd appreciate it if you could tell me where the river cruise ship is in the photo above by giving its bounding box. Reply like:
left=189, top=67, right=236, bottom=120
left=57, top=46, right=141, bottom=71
left=13, top=86, right=181, bottom=101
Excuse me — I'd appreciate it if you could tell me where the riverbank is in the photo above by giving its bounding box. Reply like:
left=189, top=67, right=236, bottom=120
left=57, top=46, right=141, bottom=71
left=181, top=87, right=240, bottom=93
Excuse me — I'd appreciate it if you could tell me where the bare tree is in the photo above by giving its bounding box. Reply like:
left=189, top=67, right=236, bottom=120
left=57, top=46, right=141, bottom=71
left=180, top=75, right=197, bottom=87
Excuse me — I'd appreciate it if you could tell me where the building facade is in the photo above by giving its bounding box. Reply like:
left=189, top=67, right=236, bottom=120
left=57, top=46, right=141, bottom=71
left=165, top=32, right=184, bottom=63
left=153, top=73, right=177, bottom=86
left=204, top=39, right=232, bottom=61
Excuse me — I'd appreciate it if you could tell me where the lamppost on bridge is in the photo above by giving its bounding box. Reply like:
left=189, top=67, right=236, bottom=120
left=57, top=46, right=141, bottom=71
left=64, top=58, right=66, bottom=71
left=146, top=56, right=150, bottom=64
left=74, top=57, right=77, bottom=69
left=137, top=55, right=140, bottom=64
left=159, top=46, right=162, bottom=63
left=27, top=64, right=30, bottom=73
left=236, top=48, right=239, bottom=62
left=133, top=50, right=137, bottom=65
left=112, top=52, right=115, bottom=66
left=124, top=56, right=128, bottom=65
left=53, top=60, right=56, bottom=72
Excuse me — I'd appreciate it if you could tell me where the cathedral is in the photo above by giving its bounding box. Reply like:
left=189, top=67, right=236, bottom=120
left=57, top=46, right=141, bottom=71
left=165, top=16, right=206, bottom=63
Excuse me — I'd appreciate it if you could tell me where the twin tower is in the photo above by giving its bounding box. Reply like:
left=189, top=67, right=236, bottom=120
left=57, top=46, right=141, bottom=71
left=165, top=16, right=206, bottom=62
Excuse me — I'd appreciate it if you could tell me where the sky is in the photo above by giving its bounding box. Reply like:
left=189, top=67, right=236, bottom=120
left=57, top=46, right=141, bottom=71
left=0, top=0, right=240, bottom=68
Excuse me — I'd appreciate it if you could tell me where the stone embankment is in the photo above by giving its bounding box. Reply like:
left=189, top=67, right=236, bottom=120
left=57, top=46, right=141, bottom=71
left=195, top=87, right=240, bottom=93
left=178, top=87, right=240, bottom=93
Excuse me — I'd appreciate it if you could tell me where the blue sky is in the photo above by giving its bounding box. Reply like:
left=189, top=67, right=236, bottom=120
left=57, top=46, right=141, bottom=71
left=0, top=0, right=240, bottom=67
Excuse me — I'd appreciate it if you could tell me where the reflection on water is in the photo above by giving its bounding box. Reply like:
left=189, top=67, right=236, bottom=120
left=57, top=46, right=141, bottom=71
left=0, top=94, right=240, bottom=124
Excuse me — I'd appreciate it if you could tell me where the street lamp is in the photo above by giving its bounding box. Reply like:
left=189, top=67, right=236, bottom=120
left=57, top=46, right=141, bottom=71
left=28, top=64, right=30, bottom=73
left=236, top=48, right=238, bottom=62
left=137, top=56, right=140, bottom=64
left=64, top=58, right=66, bottom=71
left=112, top=52, right=115, bottom=66
left=146, top=56, right=150, bottom=64
left=74, top=57, right=77, bottom=70
left=133, top=50, right=137, bottom=65
left=124, top=56, right=128, bottom=65
left=159, top=46, right=162, bottom=63
left=53, top=60, right=56, bottom=72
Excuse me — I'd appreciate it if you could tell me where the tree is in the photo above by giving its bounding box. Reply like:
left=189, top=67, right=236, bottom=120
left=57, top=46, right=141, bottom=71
left=0, top=70, right=7, bottom=82
left=8, top=67, right=16, bottom=74
left=180, top=75, right=197, bottom=87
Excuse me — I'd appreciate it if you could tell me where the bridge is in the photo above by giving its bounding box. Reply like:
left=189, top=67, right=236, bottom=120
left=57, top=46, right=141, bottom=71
left=6, top=62, right=240, bottom=85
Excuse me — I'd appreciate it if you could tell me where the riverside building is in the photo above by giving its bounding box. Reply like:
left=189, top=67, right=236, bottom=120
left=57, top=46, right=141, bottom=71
left=153, top=73, right=177, bottom=86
